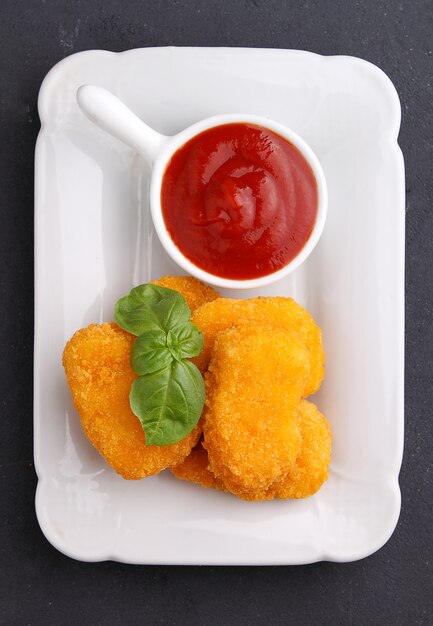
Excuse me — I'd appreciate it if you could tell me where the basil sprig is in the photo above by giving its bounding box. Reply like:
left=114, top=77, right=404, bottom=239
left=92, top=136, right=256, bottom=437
left=115, top=284, right=205, bottom=446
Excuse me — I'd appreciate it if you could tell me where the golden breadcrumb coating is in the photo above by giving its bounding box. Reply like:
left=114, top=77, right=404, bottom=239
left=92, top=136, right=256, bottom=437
left=170, top=440, right=225, bottom=491
left=268, top=399, right=332, bottom=499
left=62, top=323, right=201, bottom=479
left=151, top=275, right=219, bottom=311
left=172, top=399, right=331, bottom=501
left=63, top=274, right=331, bottom=497
left=191, top=297, right=324, bottom=397
left=202, top=323, right=310, bottom=499
left=62, top=276, right=217, bottom=480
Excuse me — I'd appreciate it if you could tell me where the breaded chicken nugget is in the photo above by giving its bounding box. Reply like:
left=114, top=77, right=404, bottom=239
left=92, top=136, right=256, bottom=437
left=268, top=399, right=332, bottom=499
left=191, top=297, right=324, bottom=396
left=203, top=323, right=310, bottom=498
left=170, top=440, right=225, bottom=491
left=63, top=276, right=216, bottom=479
left=173, top=400, right=331, bottom=501
left=151, top=275, right=219, bottom=311
left=63, top=323, right=201, bottom=479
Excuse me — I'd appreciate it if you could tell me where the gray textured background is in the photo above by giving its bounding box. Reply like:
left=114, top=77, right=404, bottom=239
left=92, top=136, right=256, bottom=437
left=1, top=1, right=432, bottom=624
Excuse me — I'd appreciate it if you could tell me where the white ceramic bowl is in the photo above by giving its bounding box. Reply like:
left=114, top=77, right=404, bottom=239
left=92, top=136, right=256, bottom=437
left=77, top=85, right=327, bottom=289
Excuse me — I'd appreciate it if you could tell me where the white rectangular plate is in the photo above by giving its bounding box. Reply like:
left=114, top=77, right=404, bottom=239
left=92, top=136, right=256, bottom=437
left=34, top=47, right=404, bottom=564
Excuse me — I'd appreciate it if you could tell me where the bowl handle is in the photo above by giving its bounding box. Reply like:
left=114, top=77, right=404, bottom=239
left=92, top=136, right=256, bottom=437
left=76, top=85, right=167, bottom=164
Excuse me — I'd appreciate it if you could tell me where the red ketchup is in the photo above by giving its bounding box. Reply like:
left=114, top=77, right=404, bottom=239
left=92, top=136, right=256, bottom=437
left=161, top=123, right=318, bottom=280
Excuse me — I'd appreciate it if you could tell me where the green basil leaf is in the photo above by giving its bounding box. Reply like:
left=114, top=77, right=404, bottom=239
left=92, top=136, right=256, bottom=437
left=130, top=360, right=205, bottom=446
left=167, top=322, right=204, bottom=360
left=115, top=283, right=186, bottom=335
left=131, top=329, right=173, bottom=375
left=153, top=295, right=190, bottom=332
left=115, top=282, right=206, bottom=445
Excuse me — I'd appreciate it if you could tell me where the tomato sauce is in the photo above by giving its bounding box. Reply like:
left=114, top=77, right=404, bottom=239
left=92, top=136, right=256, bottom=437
left=161, top=123, right=318, bottom=280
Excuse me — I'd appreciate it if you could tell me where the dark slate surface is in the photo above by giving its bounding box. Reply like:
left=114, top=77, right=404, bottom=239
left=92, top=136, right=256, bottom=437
left=1, top=0, right=432, bottom=624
